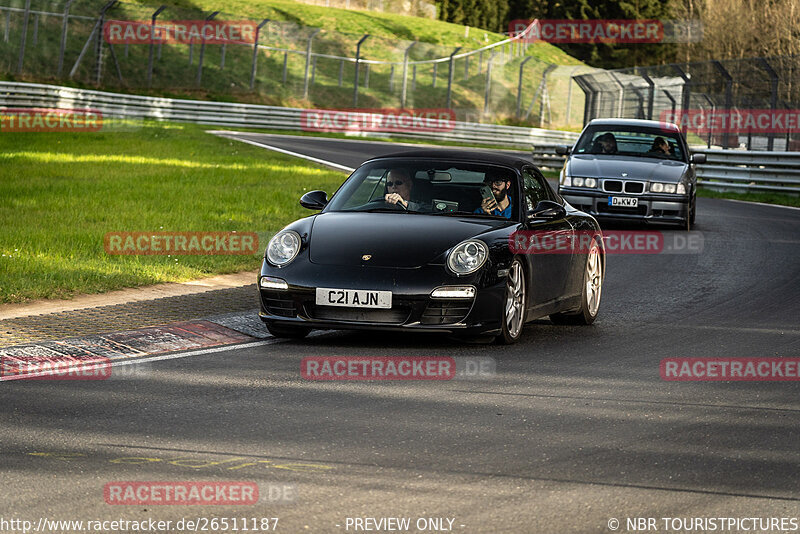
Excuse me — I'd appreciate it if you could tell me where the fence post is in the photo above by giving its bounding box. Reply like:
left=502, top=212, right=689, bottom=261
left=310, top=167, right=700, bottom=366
left=32, top=13, right=38, bottom=45
left=303, top=28, right=321, bottom=100
left=4, top=11, right=9, bottom=43
left=400, top=41, right=416, bottom=108
left=389, top=64, right=395, bottom=92
left=282, top=51, right=288, bottom=83
left=57, top=0, right=76, bottom=77
left=432, top=62, right=437, bottom=87
left=338, top=59, right=343, bottom=86
left=353, top=34, right=369, bottom=107
left=93, top=0, right=118, bottom=85
left=446, top=46, right=461, bottom=110
left=565, top=66, right=582, bottom=125
left=712, top=60, right=733, bottom=148
left=364, top=64, right=370, bottom=88
left=196, top=11, right=219, bottom=86
left=515, top=56, right=533, bottom=118
left=249, top=18, right=270, bottom=90
left=15, top=0, right=31, bottom=74
left=463, top=55, right=469, bottom=80
left=638, top=67, right=655, bottom=120
left=146, top=5, right=166, bottom=88
left=483, top=52, right=498, bottom=116
left=671, top=64, right=691, bottom=136
left=757, top=58, right=779, bottom=151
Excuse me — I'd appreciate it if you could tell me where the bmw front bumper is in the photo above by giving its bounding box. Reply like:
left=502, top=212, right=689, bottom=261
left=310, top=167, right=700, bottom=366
left=560, top=187, right=690, bottom=225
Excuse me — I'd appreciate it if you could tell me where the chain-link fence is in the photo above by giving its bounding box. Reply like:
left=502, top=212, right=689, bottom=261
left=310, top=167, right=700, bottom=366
left=0, top=0, right=589, bottom=129
left=575, top=57, right=800, bottom=150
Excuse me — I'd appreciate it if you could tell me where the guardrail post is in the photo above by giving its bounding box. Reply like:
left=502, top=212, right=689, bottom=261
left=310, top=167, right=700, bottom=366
left=146, top=6, right=166, bottom=88
left=93, top=0, right=118, bottom=85
left=515, top=56, right=533, bottom=118
left=15, top=0, right=31, bottom=74
left=249, top=18, right=270, bottom=90
left=446, top=47, right=461, bottom=109
left=57, top=0, right=75, bottom=77
left=303, top=28, right=321, bottom=100
left=353, top=34, right=369, bottom=107
left=196, top=11, right=219, bottom=86
left=400, top=41, right=416, bottom=108
left=483, top=52, right=498, bottom=116
left=757, top=58, right=779, bottom=151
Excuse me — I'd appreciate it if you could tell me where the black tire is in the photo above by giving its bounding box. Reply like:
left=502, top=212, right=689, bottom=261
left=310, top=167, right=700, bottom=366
left=550, top=239, right=602, bottom=325
left=496, top=258, right=526, bottom=345
left=690, top=194, right=696, bottom=226
left=265, top=321, right=311, bottom=339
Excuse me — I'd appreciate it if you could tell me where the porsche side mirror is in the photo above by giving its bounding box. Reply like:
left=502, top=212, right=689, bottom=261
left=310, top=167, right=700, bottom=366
left=300, top=190, right=328, bottom=210
left=527, top=200, right=566, bottom=221
left=555, top=145, right=572, bottom=156
left=690, top=153, right=706, bottom=164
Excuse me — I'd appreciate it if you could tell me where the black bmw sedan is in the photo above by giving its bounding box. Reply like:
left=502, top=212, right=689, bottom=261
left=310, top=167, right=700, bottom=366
left=258, top=150, right=604, bottom=344
left=555, top=118, right=706, bottom=230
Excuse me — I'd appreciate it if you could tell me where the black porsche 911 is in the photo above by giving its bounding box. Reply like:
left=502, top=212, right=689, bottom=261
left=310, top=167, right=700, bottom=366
left=258, top=150, right=605, bottom=344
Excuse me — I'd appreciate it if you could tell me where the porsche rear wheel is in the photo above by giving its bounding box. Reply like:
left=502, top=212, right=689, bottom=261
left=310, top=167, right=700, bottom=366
left=265, top=321, right=311, bottom=339
left=550, top=240, right=602, bottom=325
left=496, top=258, right=526, bottom=344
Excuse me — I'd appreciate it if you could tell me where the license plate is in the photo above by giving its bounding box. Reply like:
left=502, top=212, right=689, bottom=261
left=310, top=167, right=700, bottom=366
left=609, top=196, right=638, bottom=208
left=315, top=288, right=392, bottom=309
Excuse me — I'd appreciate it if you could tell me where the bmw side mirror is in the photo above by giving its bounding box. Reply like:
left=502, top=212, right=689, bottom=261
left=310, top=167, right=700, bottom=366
left=300, top=190, right=328, bottom=210
left=555, top=145, right=572, bottom=156
left=527, top=200, right=566, bottom=221
left=690, top=153, right=706, bottom=164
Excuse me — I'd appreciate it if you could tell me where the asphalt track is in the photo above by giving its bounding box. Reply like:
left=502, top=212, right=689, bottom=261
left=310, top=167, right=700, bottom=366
left=2, top=133, right=800, bottom=533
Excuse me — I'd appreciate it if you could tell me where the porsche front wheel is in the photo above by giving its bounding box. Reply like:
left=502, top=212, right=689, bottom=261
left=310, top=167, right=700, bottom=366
left=497, top=258, right=526, bottom=344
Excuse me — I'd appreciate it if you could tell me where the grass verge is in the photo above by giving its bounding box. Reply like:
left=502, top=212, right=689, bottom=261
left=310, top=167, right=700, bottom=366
left=697, top=188, right=800, bottom=208
left=0, top=122, right=346, bottom=303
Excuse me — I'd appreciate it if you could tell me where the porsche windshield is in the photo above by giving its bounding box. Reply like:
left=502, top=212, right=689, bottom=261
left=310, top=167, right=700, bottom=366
left=325, top=160, right=518, bottom=219
left=574, top=126, right=686, bottom=161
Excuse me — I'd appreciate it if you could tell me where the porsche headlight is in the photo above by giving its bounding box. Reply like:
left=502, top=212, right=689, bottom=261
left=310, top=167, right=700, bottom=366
left=266, top=230, right=301, bottom=267
left=447, top=239, right=488, bottom=276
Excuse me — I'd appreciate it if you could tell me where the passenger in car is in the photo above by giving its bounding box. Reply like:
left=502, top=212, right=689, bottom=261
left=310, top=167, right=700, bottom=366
left=474, top=176, right=513, bottom=218
left=592, top=133, right=618, bottom=154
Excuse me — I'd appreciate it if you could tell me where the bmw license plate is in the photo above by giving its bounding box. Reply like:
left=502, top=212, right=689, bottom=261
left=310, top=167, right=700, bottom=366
left=316, top=288, right=392, bottom=309
left=609, top=196, right=638, bottom=208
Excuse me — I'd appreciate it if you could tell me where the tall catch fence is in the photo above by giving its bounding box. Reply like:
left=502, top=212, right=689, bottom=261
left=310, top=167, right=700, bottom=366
left=0, top=0, right=587, bottom=128
left=575, top=57, right=800, bottom=151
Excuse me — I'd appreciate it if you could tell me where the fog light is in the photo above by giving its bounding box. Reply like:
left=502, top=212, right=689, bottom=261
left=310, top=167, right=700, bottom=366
left=260, top=276, right=288, bottom=290
left=431, top=286, right=476, bottom=299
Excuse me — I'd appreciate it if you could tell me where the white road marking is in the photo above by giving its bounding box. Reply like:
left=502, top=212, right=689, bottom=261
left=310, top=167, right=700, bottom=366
left=720, top=198, right=800, bottom=211
left=208, top=131, right=355, bottom=173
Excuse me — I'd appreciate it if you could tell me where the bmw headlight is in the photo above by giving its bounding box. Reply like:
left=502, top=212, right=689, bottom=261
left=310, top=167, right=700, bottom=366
left=584, top=178, right=597, bottom=188
left=651, top=182, right=664, bottom=193
left=447, top=239, right=488, bottom=276
left=676, top=183, right=687, bottom=194
left=573, top=177, right=585, bottom=187
left=266, top=230, right=301, bottom=267
left=650, top=182, right=686, bottom=194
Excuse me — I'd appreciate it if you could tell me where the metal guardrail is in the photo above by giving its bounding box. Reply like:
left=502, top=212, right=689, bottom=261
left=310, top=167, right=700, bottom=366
left=531, top=143, right=799, bottom=193
left=0, top=81, right=579, bottom=148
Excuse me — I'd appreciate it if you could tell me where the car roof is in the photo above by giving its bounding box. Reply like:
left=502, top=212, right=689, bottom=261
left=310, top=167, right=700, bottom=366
left=363, top=148, right=532, bottom=170
left=587, top=118, right=680, bottom=131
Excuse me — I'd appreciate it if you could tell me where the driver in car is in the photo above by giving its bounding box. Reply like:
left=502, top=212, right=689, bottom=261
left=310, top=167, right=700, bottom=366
left=592, top=132, right=618, bottom=154
left=385, top=169, right=427, bottom=211
left=475, top=176, right=513, bottom=218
